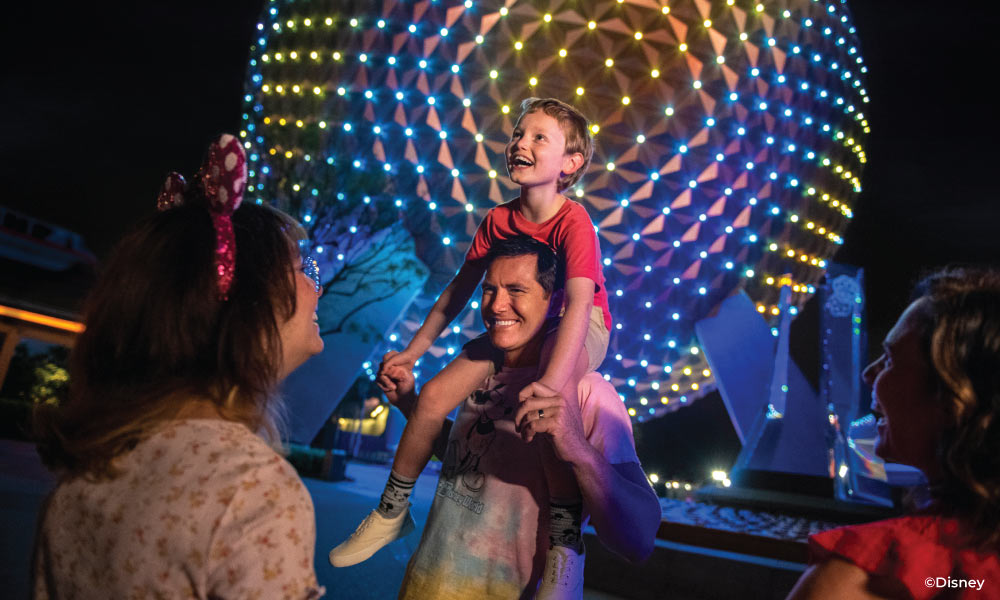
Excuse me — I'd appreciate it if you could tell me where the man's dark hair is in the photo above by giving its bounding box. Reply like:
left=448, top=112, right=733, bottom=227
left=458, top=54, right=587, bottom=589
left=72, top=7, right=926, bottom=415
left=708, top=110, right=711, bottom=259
left=485, top=235, right=560, bottom=296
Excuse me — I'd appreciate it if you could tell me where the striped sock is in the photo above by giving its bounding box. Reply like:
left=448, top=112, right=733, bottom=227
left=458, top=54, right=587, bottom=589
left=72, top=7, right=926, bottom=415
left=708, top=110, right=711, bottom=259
left=377, top=470, right=417, bottom=518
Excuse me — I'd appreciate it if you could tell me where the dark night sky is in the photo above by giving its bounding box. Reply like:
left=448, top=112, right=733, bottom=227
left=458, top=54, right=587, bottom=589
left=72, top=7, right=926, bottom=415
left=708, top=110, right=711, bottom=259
left=3, top=1, right=999, bottom=479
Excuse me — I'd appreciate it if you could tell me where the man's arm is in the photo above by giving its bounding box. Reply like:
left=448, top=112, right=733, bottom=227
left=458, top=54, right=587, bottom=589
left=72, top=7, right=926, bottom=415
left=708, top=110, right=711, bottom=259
left=568, top=444, right=661, bottom=562
left=514, top=387, right=660, bottom=563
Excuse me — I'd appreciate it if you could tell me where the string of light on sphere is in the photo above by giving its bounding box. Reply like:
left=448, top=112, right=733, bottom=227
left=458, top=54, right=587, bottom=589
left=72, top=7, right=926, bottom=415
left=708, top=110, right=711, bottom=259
left=241, top=0, right=869, bottom=422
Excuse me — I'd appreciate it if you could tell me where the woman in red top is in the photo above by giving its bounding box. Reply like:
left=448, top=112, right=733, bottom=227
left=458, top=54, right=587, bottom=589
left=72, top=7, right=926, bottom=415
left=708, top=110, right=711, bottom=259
left=788, top=267, right=1000, bottom=600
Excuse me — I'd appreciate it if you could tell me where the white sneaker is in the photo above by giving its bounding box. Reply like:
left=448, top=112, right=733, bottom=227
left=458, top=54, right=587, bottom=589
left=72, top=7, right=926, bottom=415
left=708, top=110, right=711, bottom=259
left=535, top=545, right=585, bottom=600
left=328, top=508, right=415, bottom=567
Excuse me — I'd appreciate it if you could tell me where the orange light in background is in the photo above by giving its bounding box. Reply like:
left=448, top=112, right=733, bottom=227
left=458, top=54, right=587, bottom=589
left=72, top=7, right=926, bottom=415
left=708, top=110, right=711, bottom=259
left=0, top=305, right=84, bottom=333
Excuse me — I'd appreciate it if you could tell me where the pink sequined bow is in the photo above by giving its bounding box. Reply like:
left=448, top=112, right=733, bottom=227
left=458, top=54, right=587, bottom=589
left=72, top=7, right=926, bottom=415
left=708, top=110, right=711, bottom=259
left=156, top=134, right=247, bottom=300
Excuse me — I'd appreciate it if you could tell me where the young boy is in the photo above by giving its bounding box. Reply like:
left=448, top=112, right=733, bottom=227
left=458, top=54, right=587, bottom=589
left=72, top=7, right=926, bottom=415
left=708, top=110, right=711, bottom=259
left=329, top=98, right=613, bottom=583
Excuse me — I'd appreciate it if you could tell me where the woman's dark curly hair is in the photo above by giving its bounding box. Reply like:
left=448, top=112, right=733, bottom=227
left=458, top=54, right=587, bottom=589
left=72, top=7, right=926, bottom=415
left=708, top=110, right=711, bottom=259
left=910, top=266, right=1000, bottom=549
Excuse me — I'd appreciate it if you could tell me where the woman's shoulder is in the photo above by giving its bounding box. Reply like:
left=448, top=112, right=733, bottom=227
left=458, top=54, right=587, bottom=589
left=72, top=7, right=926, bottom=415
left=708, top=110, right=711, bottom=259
left=809, top=515, right=1000, bottom=597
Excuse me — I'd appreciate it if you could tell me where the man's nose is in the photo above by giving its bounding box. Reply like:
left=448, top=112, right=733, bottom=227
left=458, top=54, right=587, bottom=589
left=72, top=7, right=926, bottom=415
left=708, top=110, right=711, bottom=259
left=492, top=290, right=510, bottom=311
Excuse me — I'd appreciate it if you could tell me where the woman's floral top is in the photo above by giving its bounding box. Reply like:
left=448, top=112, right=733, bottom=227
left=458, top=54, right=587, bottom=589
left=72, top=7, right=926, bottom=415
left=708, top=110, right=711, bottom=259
left=34, top=418, right=324, bottom=599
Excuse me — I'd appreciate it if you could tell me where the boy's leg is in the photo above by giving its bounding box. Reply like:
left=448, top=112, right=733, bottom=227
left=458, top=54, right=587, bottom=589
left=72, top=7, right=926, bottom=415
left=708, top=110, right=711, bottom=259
left=330, top=350, right=492, bottom=567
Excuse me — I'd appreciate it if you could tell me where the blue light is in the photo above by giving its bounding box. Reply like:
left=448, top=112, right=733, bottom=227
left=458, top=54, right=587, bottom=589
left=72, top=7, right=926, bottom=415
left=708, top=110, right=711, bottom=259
left=663, top=365, right=673, bottom=374
left=316, top=246, right=324, bottom=254
left=344, top=123, right=352, bottom=132
left=603, top=258, right=611, bottom=266
left=409, top=24, right=417, bottom=33
left=451, top=64, right=460, bottom=73
left=662, top=207, right=671, bottom=215
left=667, top=340, right=676, bottom=348
left=442, top=236, right=451, bottom=245
left=748, top=234, right=758, bottom=242
left=750, top=67, right=760, bottom=77
left=679, top=144, right=688, bottom=153
left=427, top=96, right=436, bottom=105
left=419, top=59, right=428, bottom=69
left=303, top=214, right=312, bottom=223
left=350, top=226, right=358, bottom=234
left=439, top=130, right=447, bottom=139
left=632, top=233, right=641, bottom=241
left=619, top=198, right=629, bottom=207
left=650, top=172, right=660, bottom=181
left=725, top=261, right=734, bottom=269
left=737, top=127, right=746, bottom=136
left=616, top=289, right=623, bottom=297
left=698, top=287, right=707, bottom=295
left=729, top=92, right=738, bottom=101
left=405, top=128, right=413, bottom=136
left=440, top=27, right=449, bottom=36
left=688, top=180, right=697, bottom=188
left=705, top=117, right=716, bottom=127
left=672, top=312, right=680, bottom=320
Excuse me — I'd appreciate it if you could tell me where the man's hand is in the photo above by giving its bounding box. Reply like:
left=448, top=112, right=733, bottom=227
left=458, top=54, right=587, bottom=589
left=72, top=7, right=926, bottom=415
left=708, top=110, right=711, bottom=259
left=514, top=381, right=589, bottom=463
left=377, top=349, right=419, bottom=391
left=376, top=365, right=416, bottom=415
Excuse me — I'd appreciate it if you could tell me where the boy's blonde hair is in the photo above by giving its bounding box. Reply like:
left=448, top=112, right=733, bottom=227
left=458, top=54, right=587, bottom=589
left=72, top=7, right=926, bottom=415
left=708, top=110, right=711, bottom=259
left=516, top=97, right=594, bottom=191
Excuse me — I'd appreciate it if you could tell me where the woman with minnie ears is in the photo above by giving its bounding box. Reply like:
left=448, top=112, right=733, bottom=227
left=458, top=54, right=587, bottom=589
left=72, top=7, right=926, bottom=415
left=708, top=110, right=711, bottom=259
left=787, top=267, right=1000, bottom=599
left=32, top=135, right=326, bottom=599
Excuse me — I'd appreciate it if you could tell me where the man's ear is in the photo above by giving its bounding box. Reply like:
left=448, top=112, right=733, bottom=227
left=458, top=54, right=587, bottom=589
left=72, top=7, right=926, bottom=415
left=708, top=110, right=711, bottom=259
left=561, top=152, right=585, bottom=176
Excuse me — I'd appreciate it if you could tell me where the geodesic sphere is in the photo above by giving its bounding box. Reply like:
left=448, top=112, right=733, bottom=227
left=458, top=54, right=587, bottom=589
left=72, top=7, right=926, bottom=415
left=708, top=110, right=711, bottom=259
left=242, top=0, right=869, bottom=421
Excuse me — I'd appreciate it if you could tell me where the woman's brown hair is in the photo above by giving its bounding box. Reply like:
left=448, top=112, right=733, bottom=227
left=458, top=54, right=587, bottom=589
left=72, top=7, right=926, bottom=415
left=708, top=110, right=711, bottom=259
left=34, top=198, right=305, bottom=479
left=911, top=266, right=1000, bottom=549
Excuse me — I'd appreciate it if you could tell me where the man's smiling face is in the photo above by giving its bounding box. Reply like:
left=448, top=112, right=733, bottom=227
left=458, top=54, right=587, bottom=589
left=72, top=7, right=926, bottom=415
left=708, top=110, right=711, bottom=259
left=480, top=254, right=552, bottom=368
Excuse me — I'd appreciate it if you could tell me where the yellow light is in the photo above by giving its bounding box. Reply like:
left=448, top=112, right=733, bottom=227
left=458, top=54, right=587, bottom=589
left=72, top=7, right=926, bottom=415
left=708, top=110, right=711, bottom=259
left=716, top=56, right=725, bottom=64
left=488, top=170, right=497, bottom=178
left=727, top=0, right=735, bottom=5
left=292, top=85, right=301, bottom=93
left=499, top=6, right=508, bottom=15
left=621, top=96, right=630, bottom=105
left=286, top=20, right=294, bottom=28
left=590, top=124, right=599, bottom=133
left=279, top=118, right=287, bottom=126
left=514, top=41, right=523, bottom=50
left=661, top=6, right=670, bottom=14
left=649, top=473, right=659, bottom=483
left=651, top=69, right=660, bottom=78
left=634, top=31, right=643, bottom=40
left=332, top=51, right=342, bottom=60
left=529, top=76, right=538, bottom=86
left=0, top=305, right=84, bottom=333
left=605, top=58, right=614, bottom=67
left=274, top=52, right=283, bottom=61
left=691, top=383, right=699, bottom=390
left=289, top=51, right=298, bottom=60
left=628, top=407, right=636, bottom=416
left=310, top=51, right=318, bottom=60
left=284, top=150, right=293, bottom=159
left=559, top=48, right=567, bottom=57
left=263, top=116, right=271, bottom=124
left=475, top=133, right=484, bottom=142
left=661, top=397, right=669, bottom=404
left=576, top=87, right=585, bottom=96
left=295, top=120, right=304, bottom=128
left=757, top=305, right=765, bottom=313
left=292, top=183, right=301, bottom=192
left=771, top=307, right=780, bottom=315
left=671, top=383, right=680, bottom=391
left=739, top=32, right=748, bottom=41
left=543, top=13, right=552, bottom=22
left=786, top=249, right=795, bottom=257
left=261, top=54, right=270, bottom=62
left=501, top=105, right=510, bottom=114
left=703, top=369, right=711, bottom=377
left=679, top=42, right=688, bottom=52
left=489, top=69, right=499, bottom=79
left=766, top=276, right=775, bottom=285
left=683, top=366, right=692, bottom=375
left=319, top=121, right=327, bottom=128
left=588, top=20, right=597, bottom=30
left=606, top=162, right=615, bottom=171
left=703, top=19, right=712, bottom=27
left=665, top=107, right=674, bottom=116
left=756, top=3, right=765, bottom=12
left=268, top=148, right=276, bottom=155
left=261, top=85, right=270, bottom=93
left=325, top=17, right=333, bottom=26
left=313, top=86, right=322, bottom=95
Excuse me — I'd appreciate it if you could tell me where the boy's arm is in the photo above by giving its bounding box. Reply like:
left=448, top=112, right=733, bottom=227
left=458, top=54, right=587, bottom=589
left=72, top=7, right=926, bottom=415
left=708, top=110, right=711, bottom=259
left=534, top=276, right=594, bottom=394
left=387, top=261, right=485, bottom=369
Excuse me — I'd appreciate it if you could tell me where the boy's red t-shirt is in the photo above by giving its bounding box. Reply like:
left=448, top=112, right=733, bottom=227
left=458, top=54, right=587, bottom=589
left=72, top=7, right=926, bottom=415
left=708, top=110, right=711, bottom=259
left=465, top=197, right=612, bottom=330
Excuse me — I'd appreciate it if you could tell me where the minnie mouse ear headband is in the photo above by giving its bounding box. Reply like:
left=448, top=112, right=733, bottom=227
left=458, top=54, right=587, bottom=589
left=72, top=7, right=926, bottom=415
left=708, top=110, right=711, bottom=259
left=156, top=134, right=247, bottom=300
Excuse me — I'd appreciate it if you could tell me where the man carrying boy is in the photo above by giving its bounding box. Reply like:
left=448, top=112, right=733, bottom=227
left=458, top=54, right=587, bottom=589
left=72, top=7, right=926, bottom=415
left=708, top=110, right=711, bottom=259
left=330, top=98, right=615, bottom=591
left=384, top=237, right=660, bottom=598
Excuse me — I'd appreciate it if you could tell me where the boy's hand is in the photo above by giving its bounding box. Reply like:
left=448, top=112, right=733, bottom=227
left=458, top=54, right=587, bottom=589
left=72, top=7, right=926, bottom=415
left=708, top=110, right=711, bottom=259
left=378, top=349, right=418, bottom=390
left=514, top=381, right=588, bottom=463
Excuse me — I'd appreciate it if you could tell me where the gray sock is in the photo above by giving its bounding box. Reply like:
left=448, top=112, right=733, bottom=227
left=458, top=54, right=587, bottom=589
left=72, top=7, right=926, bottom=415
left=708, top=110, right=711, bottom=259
left=548, top=500, right=584, bottom=552
left=377, top=470, right=416, bottom=518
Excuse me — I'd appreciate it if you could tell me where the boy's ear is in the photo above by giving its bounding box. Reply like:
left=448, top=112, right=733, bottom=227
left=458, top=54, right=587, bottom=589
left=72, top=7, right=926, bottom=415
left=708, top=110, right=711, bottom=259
left=561, top=152, right=585, bottom=176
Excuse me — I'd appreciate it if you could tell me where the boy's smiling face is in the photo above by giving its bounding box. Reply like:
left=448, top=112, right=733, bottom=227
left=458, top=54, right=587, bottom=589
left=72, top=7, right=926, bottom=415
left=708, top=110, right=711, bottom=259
left=505, top=110, right=583, bottom=192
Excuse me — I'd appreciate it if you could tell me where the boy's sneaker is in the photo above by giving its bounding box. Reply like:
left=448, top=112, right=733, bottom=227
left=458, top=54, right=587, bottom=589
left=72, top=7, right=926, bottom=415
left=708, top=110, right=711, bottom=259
left=328, top=508, right=415, bottom=567
left=535, top=545, right=585, bottom=600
